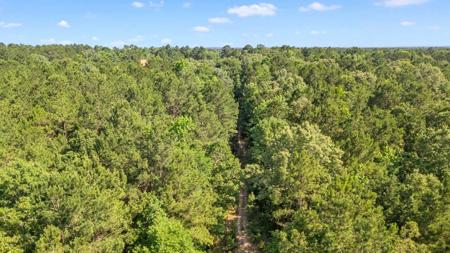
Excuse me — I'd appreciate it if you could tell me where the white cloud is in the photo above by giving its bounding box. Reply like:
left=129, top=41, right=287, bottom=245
left=183, top=2, right=192, bottom=8
left=310, top=30, right=327, bottom=35
left=400, top=20, right=415, bottom=26
left=41, top=38, right=72, bottom=45
left=41, top=38, right=57, bottom=44
left=129, top=35, right=144, bottom=42
left=149, top=0, right=164, bottom=8
left=57, top=20, right=70, bottom=28
left=92, top=36, right=100, bottom=41
left=208, top=17, right=231, bottom=24
left=376, top=0, right=430, bottom=7
left=0, top=21, right=22, bottom=28
left=228, top=3, right=277, bottom=17
left=429, top=25, right=441, bottom=31
left=265, top=33, right=274, bottom=38
left=161, top=38, right=172, bottom=45
left=110, top=40, right=126, bottom=48
left=132, top=1, right=145, bottom=8
left=193, top=26, right=210, bottom=33
left=299, top=2, right=341, bottom=12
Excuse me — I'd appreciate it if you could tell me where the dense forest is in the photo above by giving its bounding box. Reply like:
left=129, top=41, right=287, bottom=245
left=0, top=44, right=449, bottom=253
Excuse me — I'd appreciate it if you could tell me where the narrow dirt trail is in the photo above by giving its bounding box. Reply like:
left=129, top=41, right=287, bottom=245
left=235, top=126, right=259, bottom=253
left=236, top=188, right=259, bottom=253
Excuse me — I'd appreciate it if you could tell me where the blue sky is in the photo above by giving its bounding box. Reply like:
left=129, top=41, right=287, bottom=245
left=0, top=0, right=448, bottom=47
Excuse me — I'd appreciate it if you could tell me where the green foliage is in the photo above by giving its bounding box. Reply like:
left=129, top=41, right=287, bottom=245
left=235, top=47, right=450, bottom=252
left=0, top=160, right=129, bottom=252
left=129, top=195, right=200, bottom=253
left=0, top=45, right=449, bottom=252
left=0, top=45, right=240, bottom=252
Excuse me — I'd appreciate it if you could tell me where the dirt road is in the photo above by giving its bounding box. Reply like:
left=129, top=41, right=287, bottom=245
left=235, top=125, right=258, bottom=253
left=236, top=188, right=258, bottom=253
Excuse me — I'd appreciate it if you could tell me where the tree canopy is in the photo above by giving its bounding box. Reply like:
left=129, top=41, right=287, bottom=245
left=0, top=44, right=449, bottom=252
